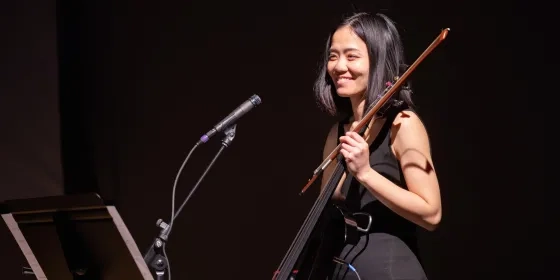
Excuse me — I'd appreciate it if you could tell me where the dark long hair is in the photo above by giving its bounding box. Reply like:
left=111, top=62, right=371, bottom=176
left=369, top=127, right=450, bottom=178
left=314, top=13, right=413, bottom=118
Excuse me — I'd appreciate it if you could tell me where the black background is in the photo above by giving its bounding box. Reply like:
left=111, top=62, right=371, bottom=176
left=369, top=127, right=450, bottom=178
left=0, top=0, right=548, bottom=279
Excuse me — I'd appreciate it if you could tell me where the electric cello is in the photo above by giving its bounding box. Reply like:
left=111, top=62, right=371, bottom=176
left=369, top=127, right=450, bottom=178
left=272, top=27, right=450, bottom=280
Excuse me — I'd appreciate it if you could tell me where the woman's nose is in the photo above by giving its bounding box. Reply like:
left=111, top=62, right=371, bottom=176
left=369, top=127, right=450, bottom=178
left=333, top=59, right=348, bottom=73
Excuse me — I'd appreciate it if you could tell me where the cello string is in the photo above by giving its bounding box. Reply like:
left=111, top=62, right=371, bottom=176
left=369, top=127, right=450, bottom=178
left=277, top=164, right=344, bottom=279
left=277, top=163, right=343, bottom=272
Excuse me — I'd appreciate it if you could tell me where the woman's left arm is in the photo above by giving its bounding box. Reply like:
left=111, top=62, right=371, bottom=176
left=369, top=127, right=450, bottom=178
left=340, top=111, right=442, bottom=231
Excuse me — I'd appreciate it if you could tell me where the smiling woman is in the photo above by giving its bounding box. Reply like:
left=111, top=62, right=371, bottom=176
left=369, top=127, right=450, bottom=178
left=311, top=12, right=442, bottom=280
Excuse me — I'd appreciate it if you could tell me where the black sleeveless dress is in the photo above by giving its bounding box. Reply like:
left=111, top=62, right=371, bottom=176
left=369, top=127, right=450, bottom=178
left=329, top=107, right=428, bottom=280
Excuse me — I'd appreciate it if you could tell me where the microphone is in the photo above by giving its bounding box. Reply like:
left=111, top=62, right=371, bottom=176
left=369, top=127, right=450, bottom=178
left=199, top=94, right=262, bottom=144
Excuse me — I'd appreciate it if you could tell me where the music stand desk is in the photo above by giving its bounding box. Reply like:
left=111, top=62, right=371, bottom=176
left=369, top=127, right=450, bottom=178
left=1, top=193, right=154, bottom=280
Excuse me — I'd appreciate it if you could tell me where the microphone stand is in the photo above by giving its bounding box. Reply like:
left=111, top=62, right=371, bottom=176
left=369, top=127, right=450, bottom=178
left=143, top=124, right=237, bottom=280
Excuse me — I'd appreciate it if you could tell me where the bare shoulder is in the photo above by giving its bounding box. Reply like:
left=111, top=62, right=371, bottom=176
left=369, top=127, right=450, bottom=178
left=323, top=122, right=339, bottom=158
left=391, top=110, right=432, bottom=160
left=321, top=121, right=342, bottom=191
left=392, top=110, right=427, bottom=133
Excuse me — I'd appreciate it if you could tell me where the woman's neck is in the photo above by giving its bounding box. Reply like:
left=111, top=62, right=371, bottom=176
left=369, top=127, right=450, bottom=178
left=347, top=97, right=375, bottom=142
left=350, top=96, right=366, bottom=123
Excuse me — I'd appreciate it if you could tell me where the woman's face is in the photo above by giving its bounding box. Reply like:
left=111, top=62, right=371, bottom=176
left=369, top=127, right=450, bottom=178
left=327, top=25, right=370, bottom=99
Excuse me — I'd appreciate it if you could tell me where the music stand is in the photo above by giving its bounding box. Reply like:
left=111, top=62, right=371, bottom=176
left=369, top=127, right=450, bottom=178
left=0, top=193, right=154, bottom=280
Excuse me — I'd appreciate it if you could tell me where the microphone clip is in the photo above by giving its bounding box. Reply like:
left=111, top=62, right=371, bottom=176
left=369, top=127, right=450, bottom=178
left=221, top=124, right=237, bottom=148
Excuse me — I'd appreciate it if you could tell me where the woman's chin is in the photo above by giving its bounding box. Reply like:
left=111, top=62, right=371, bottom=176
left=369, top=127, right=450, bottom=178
left=336, top=91, right=359, bottom=98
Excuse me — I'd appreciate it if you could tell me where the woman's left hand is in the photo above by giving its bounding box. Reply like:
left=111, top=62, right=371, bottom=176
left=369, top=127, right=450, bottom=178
left=339, top=131, right=372, bottom=179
